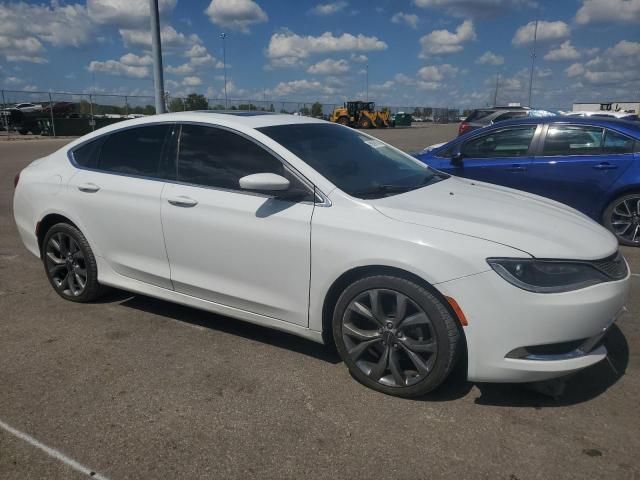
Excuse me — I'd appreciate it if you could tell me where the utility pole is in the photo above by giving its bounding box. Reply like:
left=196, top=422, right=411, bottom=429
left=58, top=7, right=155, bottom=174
left=493, top=73, right=500, bottom=106
left=149, top=0, right=166, bottom=114
left=365, top=64, right=369, bottom=101
left=220, top=33, right=228, bottom=110
left=527, top=18, right=538, bottom=108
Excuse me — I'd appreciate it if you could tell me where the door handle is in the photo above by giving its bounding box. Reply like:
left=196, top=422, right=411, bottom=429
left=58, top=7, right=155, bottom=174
left=77, top=182, right=100, bottom=193
left=167, top=195, right=198, bottom=207
left=506, top=165, right=526, bottom=172
left=593, top=163, right=618, bottom=170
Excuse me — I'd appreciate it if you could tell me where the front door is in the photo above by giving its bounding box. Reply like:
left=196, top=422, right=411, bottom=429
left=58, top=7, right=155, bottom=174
left=443, top=125, right=539, bottom=191
left=160, top=124, right=314, bottom=326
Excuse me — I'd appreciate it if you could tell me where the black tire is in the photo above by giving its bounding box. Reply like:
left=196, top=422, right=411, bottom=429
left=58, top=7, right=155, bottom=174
left=337, top=116, right=350, bottom=126
left=332, top=275, right=460, bottom=397
left=42, top=223, right=106, bottom=302
left=358, top=117, right=372, bottom=129
left=603, top=192, right=640, bottom=246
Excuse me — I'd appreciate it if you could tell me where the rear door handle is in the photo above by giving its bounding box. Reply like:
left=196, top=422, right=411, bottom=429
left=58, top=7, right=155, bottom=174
left=77, top=182, right=100, bottom=193
left=593, top=162, right=618, bottom=170
left=506, top=165, right=527, bottom=172
left=167, top=195, right=198, bottom=208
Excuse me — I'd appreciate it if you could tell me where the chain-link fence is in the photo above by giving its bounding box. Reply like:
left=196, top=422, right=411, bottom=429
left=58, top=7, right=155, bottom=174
left=1, top=88, right=468, bottom=139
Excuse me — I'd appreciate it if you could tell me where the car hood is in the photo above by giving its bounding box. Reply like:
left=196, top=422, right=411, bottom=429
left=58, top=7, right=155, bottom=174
left=370, top=177, right=618, bottom=260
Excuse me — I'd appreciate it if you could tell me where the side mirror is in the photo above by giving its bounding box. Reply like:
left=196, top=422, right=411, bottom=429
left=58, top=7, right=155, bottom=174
left=451, top=149, right=464, bottom=166
left=239, top=173, right=290, bottom=192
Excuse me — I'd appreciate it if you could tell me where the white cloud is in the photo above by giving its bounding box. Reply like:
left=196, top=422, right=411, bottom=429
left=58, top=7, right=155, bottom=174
left=119, top=53, right=153, bottom=66
left=391, top=12, right=419, bottom=29
left=476, top=51, right=504, bottom=65
left=417, top=64, right=459, bottom=81
left=310, top=1, right=348, bottom=15
left=419, top=20, right=476, bottom=56
left=22, top=85, right=38, bottom=92
left=565, top=62, right=585, bottom=77
left=167, top=63, right=195, bottom=75
left=205, top=0, right=268, bottom=33
left=350, top=53, right=368, bottom=62
left=4, top=76, right=23, bottom=86
left=609, top=39, right=640, bottom=57
left=0, top=1, right=96, bottom=64
left=184, top=45, right=225, bottom=68
left=266, top=79, right=336, bottom=98
left=575, top=0, right=640, bottom=25
left=512, top=21, right=570, bottom=46
left=413, top=0, right=535, bottom=17
left=87, top=0, right=177, bottom=28
left=183, top=76, right=203, bottom=86
left=307, top=58, right=350, bottom=75
left=119, top=25, right=200, bottom=49
left=267, top=31, right=387, bottom=67
left=88, top=59, right=149, bottom=78
left=544, top=41, right=580, bottom=61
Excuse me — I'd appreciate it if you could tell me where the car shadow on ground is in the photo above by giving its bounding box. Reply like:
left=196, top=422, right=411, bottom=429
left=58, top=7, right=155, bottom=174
left=102, top=289, right=629, bottom=406
left=102, top=289, right=341, bottom=364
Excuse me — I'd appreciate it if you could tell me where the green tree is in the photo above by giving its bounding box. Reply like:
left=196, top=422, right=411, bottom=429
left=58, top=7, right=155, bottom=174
left=311, top=102, right=323, bottom=117
left=169, top=98, right=185, bottom=112
left=142, top=104, right=156, bottom=115
left=184, top=93, right=208, bottom=110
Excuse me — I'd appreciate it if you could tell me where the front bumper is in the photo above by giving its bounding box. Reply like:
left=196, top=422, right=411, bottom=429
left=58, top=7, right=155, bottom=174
left=436, top=269, right=630, bottom=383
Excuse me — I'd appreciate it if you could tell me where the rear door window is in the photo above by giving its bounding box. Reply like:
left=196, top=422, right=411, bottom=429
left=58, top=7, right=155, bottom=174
left=602, top=129, right=635, bottom=154
left=97, top=125, right=171, bottom=176
left=462, top=127, right=536, bottom=158
left=543, top=125, right=604, bottom=156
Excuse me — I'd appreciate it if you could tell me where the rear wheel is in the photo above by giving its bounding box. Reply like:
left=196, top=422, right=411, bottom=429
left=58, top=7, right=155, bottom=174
left=603, top=193, right=640, bottom=246
left=42, top=223, right=106, bottom=302
left=333, top=275, right=460, bottom=397
left=336, top=116, right=350, bottom=126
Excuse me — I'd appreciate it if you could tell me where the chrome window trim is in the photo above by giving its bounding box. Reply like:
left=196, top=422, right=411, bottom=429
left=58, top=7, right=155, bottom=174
left=67, top=120, right=332, bottom=207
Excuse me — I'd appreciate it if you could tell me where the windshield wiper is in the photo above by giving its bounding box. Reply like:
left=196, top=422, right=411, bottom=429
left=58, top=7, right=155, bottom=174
left=351, top=184, right=420, bottom=199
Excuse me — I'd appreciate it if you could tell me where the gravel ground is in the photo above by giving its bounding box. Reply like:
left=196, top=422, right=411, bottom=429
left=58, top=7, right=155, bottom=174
left=1, top=129, right=638, bottom=480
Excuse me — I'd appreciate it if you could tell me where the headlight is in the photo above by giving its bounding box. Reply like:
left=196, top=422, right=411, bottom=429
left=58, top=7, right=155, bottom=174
left=487, top=258, right=612, bottom=293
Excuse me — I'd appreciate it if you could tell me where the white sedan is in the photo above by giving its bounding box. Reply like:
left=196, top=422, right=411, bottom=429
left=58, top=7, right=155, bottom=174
left=13, top=112, right=630, bottom=397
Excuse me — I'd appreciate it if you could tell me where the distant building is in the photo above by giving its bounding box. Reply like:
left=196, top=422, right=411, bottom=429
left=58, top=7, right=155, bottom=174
left=572, top=101, right=639, bottom=114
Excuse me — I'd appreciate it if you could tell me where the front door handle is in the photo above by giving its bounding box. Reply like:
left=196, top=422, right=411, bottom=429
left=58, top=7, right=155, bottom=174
left=167, top=195, right=198, bottom=208
left=77, top=182, right=100, bottom=193
left=506, top=165, right=526, bottom=173
left=593, top=162, right=618, bottom=170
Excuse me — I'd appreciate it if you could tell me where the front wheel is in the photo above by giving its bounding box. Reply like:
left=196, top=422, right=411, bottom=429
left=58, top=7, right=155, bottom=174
left=603, top=193, right=640, bottom=246
left=332, top=275, right=460, bottom=397
left=42, top=223, right=106, bottom=302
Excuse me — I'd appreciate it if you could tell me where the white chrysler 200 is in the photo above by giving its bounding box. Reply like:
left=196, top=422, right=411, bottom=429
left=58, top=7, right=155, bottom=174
left=13, top=112, right=630, bottom=397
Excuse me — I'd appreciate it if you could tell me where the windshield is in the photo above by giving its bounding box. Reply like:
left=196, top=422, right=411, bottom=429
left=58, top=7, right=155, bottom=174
left=258, top=123, right=446, bottom=198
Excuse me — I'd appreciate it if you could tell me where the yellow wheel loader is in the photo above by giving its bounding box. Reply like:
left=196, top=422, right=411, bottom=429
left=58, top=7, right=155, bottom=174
left=330, top=101, right=392, bottom=128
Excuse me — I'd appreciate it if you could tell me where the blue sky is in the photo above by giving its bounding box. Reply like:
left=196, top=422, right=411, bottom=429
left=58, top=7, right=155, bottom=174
left=0, top=0, right=639, bottom=109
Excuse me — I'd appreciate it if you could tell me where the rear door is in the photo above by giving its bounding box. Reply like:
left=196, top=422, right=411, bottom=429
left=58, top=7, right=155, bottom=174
left=526, top=124, right=635, bottom=217
left=66, top=124, right=174, bottom=289
left=442, top=125, right=539, bottom=191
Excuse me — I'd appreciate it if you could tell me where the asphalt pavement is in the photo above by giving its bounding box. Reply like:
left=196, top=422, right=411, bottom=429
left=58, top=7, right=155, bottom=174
left=0, top=127, right=639, bottom=480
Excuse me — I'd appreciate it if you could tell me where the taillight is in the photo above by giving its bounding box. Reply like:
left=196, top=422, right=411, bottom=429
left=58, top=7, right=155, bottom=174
left=14, top=172, right=20, bottom=189
left=458, top=122, right=471, bottom=135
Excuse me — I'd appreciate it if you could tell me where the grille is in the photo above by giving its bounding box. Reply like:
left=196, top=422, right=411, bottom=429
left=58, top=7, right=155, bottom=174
left=593, top=251, right=628, bottom=280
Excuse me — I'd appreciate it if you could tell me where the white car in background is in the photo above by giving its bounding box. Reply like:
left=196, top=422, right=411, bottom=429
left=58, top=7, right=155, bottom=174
left=13, top=112, right=630, bottom=397
left=13, top=102, right=43, bottom=113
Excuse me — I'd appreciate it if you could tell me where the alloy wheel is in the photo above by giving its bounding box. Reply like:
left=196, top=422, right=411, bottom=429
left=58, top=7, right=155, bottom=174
left=45, top=232, right=88, bottom=296
left=611, top=196, right=640, bottom=244
left=341, top=289, right=438, bottom=388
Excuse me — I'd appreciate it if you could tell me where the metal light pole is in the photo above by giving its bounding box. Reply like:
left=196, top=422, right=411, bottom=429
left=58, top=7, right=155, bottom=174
left=527, top=18, right=538, bottom=108
left=220, top=33, right=228, bottom=110
left=149, top=0, right=166, bottom=114
left=365, top=64, right=369, bottom=101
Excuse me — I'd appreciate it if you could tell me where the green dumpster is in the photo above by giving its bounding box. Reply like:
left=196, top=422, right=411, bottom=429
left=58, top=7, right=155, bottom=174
left=394, top=113, right=412, bottom=127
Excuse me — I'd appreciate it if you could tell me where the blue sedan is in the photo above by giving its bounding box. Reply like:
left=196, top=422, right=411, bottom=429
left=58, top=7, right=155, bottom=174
left=415, top=116, right=640, bottom=246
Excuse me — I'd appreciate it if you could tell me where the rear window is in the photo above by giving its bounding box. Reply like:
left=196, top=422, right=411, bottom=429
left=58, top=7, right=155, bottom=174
left=98, top=125, right=171, bottom=176
left=603, top=129, right=635, bottom=154
left=493, top=111, right=528, bottom=123
left=465, top=110, right=494, bottom=122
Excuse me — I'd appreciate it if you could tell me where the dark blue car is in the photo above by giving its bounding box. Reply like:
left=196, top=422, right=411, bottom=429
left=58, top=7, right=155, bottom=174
left=416, top=116, right=640, bottom=246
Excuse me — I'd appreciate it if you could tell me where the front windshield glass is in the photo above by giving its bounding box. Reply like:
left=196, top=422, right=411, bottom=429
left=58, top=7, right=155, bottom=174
left=257, top=123, right=446, bottom=198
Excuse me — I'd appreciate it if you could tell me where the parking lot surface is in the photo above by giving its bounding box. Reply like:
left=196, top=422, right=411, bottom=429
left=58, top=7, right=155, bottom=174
left=1, top=127, right=639, bottom=480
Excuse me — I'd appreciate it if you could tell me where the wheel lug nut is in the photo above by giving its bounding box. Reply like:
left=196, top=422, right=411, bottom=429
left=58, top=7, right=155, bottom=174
left=393, top=343, right=399, bottom=349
